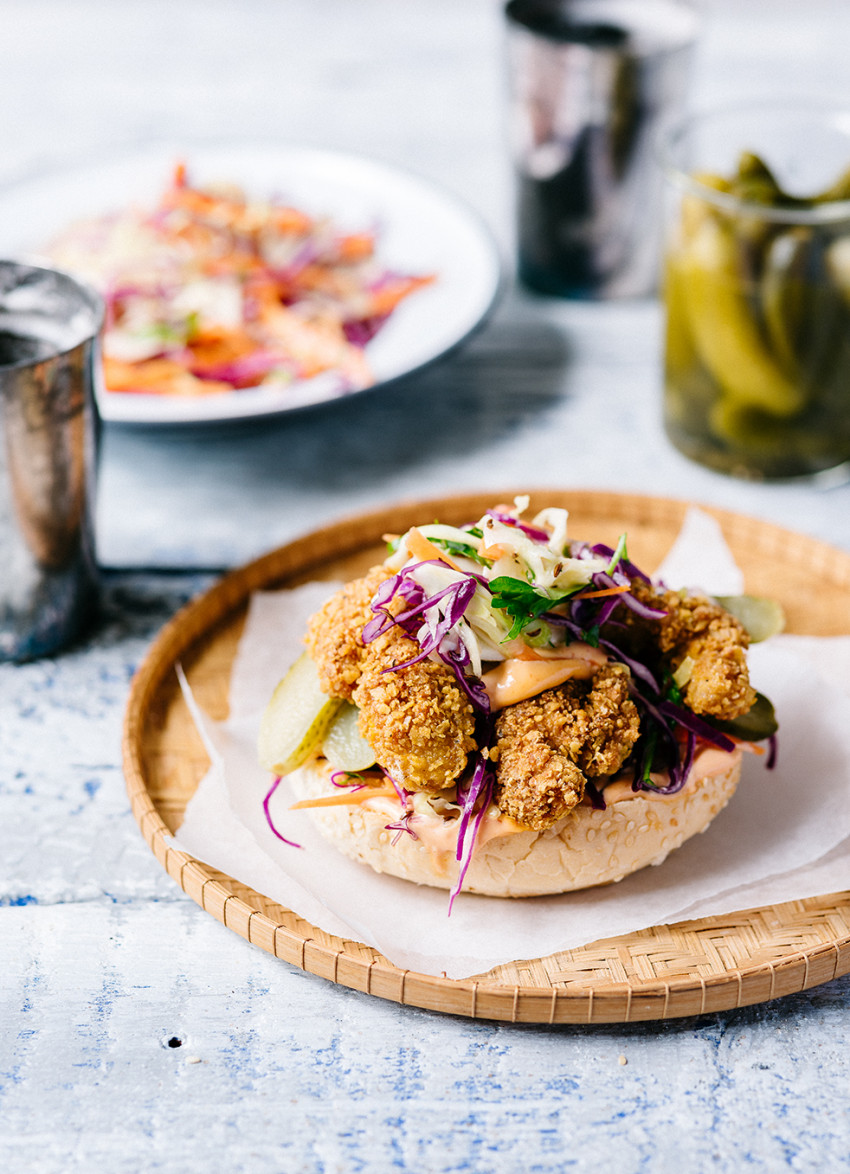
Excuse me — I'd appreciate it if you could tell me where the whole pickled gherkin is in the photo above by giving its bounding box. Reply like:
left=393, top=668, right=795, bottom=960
left=664, top=151, right=850, bottom=479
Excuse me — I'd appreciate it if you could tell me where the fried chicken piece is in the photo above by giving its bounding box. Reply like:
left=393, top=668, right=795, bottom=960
left=630, top=582, right=756, bottom=721
left=493, top=737, right=586, bottom=832
left=304, top=565, right=393, bottom=700
left=353, top=624, right=477, bottom=792
left=494, top=664, right=641, bottom=831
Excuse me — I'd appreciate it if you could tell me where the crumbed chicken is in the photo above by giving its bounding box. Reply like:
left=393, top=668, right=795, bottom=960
left=493, top=735, right=586, bottom=832
left=304, top=565, right=393, bottom=700
left=630, top=582, right=756, bottom=721
left=352, top=624, right=477, bottom=792
left=302, top=559, right=753, bottom=833
left=494, top=664, right=641, bottom=831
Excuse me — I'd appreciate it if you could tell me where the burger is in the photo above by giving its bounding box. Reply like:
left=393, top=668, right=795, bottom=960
left=258, top=498, right=778, bottom=906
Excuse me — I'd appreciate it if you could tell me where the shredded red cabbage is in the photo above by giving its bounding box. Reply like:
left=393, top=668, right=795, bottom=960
left=263, top=775, right=302, bottom=848
left=330, top=770, right=367, bottom=792
left=598, top=638, right=661, bottom=694
left=584, top=779, right=607, bottom=810
left=380, top=770, right=419, bottom=845
left=385, top=809, right=419, bottom=845
left=363, top=561, right=466, bottom=646
left=537, top=547, right=740, bottom=795
left=384, top=770, right=409, bottom=807
left=642, top=729, right=698, bottom=795
left=271, top=239, right=321, bottom=281
left=586, top=592, right=625, bottom=627
left=589, top=542, right=651, bottom=584
left=343, top=313, right=389, bottom=346
left=657, top=699, right=737, bottom=753
left=449, top=743, right=496, bottom=912
left=486, top=509, right=550, bottom=543
left=543, top=607, right=662, bottom=694
left=590, top=569, right=668, bottom=620
left=363, top=562, right=483, bottom=688
left=439, top=643, right=491, bottom=714
left=189, top=348, right=285, bottom=386
left=353, top=522, right=768, bottom=907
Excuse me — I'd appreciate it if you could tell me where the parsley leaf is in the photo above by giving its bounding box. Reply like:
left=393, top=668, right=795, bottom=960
left=639, top=725, right=659, bottom=786
left=581, top=624, right=600, bottom=648
left=430, top=537, right=491, bottom=566
left=662, top=671, right=684, bottom=705
left=489, top=575, right=565, bottom=640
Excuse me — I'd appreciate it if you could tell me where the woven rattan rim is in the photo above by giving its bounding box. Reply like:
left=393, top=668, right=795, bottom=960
left=122, top=489, right=850, bottom=1023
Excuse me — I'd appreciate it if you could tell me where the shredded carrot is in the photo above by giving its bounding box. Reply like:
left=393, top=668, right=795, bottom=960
left=405, top=527, right=462, bottom=572
left=336, top=232, right=376, bottom=263
left=478, top=543, right=510, bottom=561
left=369, top=274, right=434, bottom=317
left=270, top=206, right=314, bottom=235
left=49, top=163, right=434, bottom=399
left=290, top=786, right=397, bottom=810
left=573, top=584, right=631, bottom=600
left=102, top=356, right=231, bottom=396
left=734, top=739, right=765, bottom=754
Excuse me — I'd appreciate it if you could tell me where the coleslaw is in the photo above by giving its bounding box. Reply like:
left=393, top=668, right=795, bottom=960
left=47, top=162, right=434, bottom=397
left=366, top=496, right=778, bottom=905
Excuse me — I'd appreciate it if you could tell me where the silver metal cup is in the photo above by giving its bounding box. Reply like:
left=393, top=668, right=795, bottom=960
left=0, top=262, right=104, bottom=661
left=505, top=0, right=698, bottom=298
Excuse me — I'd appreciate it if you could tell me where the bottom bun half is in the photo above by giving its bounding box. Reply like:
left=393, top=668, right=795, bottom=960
left=288, top=750, right=742, bottom=898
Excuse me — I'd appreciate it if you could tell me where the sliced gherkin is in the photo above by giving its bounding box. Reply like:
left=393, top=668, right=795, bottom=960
left=761, top=228, right=811, bottom=376
left=322, top=702, right=377, bottom=772
left=813, top=164, right=850, bottom=204
left=258, top=651, right=343, bottom=775
left=708, top=692, right=778, bottom=743
left=714, top=595, right=786, bottom=642
left=680, top=214, right=805, bottom=418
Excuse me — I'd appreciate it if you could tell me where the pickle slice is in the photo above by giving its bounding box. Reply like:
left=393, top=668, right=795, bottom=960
left=709, top=692, right=778, bottom=743
left=322, top=702, right=377, bottom=772
left=714, top=595, right=786, bottom=643
left=258, top=651, right=343, bottom=775
left=681, top=215, right=805, bottom=418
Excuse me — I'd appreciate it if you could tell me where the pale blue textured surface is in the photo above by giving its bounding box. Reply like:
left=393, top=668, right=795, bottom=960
left=3, top=2, right=850, bottom=1171
left=4, top=836, right=850, bottom=1172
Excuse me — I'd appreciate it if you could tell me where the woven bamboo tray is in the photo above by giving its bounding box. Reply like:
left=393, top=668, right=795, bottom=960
left=123, top=489, right=850, bottom=1023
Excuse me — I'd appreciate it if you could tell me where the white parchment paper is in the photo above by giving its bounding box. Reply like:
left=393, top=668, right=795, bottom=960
left=173, top=510, right=850, bottom=978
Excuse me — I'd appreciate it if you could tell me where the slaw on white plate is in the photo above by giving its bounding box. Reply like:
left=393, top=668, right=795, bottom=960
left=0, top=141, right=502, bottom=425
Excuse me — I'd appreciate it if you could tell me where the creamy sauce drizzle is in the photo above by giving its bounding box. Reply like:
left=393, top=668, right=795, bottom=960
left=600, top=745, right=741, bottom=805
left=481, top=642, right=607, bottom=709
left=341, top=744, right=742, bottom=873
left=362, top=794, right=522, bottom=875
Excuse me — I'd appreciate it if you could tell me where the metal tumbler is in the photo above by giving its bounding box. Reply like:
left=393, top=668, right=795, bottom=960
left=0, top=262, right=103, bottom=661
left=505, top=0, right=698, bottom=298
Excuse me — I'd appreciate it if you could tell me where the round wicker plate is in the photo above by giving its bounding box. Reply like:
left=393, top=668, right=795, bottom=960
left=123, top=489, right=850, bottom=1024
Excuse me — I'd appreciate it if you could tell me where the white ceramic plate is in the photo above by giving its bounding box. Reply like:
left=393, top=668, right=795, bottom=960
left=0, top=142, right=503, bottom=425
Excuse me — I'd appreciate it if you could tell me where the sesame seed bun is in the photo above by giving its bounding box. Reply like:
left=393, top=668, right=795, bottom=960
left=288, top=749, right=742, bottom=898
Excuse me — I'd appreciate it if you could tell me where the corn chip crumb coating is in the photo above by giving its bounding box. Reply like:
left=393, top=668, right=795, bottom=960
left=353, top=624, right=477, bottom=792
left=304, top=565, right=393, bottom=700
left=630, top=582, right=756, bottom=721
left=494, top=665, right=641, bottom=831
left=302, top=560, right=754, bottom=833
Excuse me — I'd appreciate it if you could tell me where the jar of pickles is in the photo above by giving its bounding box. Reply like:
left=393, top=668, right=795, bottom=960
left=661, top=102, right=850, bottom=480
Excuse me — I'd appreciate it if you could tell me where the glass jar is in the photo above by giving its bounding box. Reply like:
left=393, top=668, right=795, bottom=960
left=661, top=101, right=850, bottom=480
